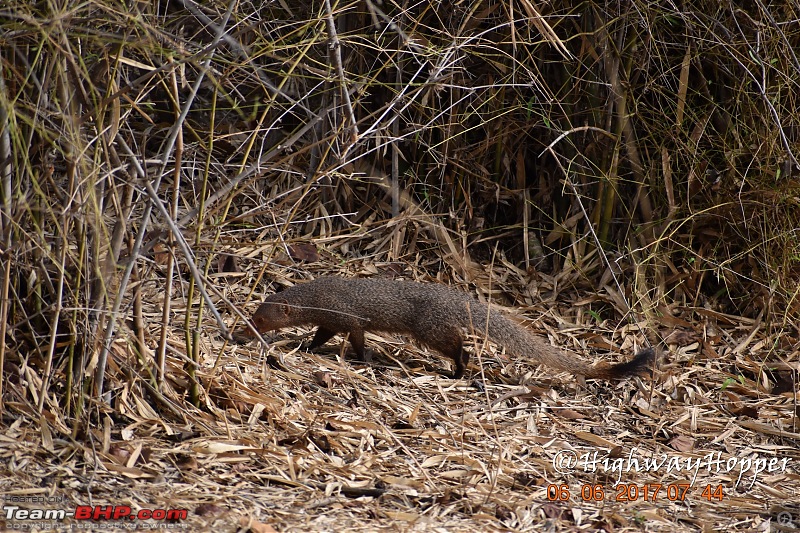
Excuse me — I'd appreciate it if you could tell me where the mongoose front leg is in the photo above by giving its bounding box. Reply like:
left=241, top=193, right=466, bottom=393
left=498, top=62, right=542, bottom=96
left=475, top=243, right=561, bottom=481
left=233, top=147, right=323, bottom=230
left=452, top=348, right=468, bottom=379
left=305, top=327, right=374, bottom=366
left=306, top=327, right=337, bottom=350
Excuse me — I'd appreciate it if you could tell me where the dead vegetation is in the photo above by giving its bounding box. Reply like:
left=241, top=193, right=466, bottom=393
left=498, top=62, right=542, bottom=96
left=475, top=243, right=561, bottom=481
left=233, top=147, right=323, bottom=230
left=0, top=0, right=798, bottom=531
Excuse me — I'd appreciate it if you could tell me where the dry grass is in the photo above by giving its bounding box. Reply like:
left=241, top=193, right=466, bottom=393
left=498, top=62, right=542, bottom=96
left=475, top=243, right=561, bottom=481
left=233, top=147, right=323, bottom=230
left=1, top=0, right=799, bottom=531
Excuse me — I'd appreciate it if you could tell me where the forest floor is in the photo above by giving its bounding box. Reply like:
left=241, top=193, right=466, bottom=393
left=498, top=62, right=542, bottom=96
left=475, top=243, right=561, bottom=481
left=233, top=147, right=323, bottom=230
left=3, top=257, right=798, bottom=532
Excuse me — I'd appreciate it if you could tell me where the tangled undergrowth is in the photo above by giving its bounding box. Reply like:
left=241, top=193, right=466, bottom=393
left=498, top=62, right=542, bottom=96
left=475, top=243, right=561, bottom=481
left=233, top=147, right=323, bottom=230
left=1, top=0, right=798, bottom=530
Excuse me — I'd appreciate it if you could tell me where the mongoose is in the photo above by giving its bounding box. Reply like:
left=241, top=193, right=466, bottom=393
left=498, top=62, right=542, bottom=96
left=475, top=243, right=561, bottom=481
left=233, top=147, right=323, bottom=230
left=248, top=276, right=655, bottom=380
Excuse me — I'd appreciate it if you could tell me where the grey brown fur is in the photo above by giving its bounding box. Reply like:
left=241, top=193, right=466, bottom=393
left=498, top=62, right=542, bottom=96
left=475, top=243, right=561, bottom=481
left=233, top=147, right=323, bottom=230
left=250, top=276, right=655, bottom=379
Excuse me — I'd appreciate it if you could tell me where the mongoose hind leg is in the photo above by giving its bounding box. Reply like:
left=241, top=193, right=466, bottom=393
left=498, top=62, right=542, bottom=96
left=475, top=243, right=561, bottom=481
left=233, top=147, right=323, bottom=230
left=348, top=329, right=368, bottom=361
left=423, top=329, right=467, bottom=379
left=347, top=330, right=374, bottom=364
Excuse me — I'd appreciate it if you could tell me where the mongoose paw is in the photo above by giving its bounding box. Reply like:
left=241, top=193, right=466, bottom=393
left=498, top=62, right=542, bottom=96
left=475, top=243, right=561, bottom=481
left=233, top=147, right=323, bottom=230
left=361, top=348, right=374, bottom=364
left=437, top=367, right=464, bottom=380
left=231, top=328, right=256, bottom=344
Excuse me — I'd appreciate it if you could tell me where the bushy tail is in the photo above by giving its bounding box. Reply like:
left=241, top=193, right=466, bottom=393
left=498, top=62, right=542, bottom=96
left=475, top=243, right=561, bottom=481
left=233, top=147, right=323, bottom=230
left=579, top=347, right=656, bottom=379
left=472, top=304, right=655, bottom=379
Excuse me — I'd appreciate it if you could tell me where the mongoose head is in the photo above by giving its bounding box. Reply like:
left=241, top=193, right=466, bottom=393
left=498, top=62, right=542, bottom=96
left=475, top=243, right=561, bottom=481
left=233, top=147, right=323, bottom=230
left=251, top=298, right=292, bottom=333
left=230, top=297, right=291, bottom=344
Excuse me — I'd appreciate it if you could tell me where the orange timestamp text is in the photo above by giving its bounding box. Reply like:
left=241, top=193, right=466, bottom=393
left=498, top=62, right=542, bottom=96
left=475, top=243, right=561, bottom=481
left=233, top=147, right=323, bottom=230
left=547, top=483, right=725, bottom=502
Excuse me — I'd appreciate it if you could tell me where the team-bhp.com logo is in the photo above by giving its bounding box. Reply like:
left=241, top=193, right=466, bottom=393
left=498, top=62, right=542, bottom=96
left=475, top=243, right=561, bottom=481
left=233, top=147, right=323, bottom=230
left=4, top=504, right=188, bottom=523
